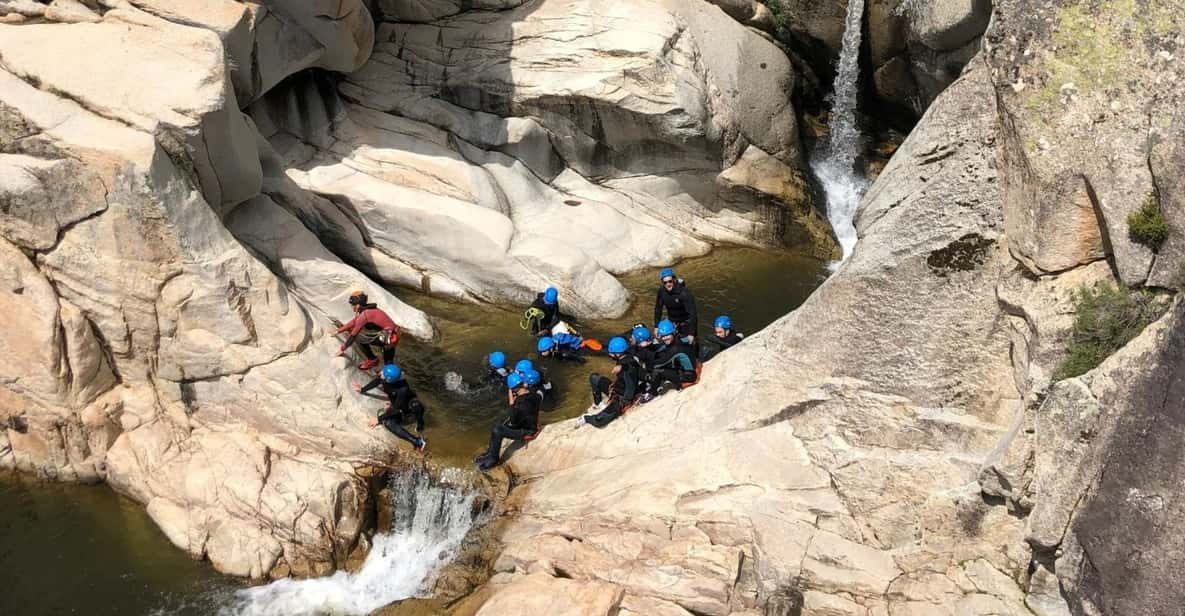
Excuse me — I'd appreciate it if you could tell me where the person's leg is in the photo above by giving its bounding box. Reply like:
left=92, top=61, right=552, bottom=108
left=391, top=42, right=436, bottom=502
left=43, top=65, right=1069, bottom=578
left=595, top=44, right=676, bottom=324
left=380, top=416, right=419, bottom=447
left=585, top=400, right=623, bottom=427
left=382, top=343, right=396, bottom=364
left=409, top=400, right=426, bottom=433
left=356, top=342, right=377, bottom=360
left=482, top=424, right=530, bottom=463
left=589, top=373, right=610, bottom=404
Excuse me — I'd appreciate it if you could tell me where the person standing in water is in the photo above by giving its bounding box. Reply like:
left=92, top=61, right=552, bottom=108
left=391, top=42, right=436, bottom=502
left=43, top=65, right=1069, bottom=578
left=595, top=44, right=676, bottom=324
left=361, top=364, right=427, bottom=452
left=524, top=286, right=564, bottom=337
left=334, top=291, right=401, bottom=371
left=653, top=268, right=698, bottom=344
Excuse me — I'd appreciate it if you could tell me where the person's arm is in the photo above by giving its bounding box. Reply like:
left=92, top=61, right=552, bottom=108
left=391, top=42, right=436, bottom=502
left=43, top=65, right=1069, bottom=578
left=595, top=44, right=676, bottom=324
left=654, top=289, right=664, bottom=325
left=335, top=315, right=357, bottom=335
left=359, top=376, right=382, bottom=394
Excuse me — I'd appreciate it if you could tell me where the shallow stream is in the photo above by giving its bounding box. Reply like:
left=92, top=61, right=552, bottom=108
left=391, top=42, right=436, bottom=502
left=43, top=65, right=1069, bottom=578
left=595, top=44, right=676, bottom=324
left=1, top=246, right=827, bottom=615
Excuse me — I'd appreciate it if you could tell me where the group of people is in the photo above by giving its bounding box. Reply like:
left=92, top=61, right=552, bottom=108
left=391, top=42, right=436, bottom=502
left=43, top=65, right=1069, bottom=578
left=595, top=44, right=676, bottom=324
left=474, top=267, right=745, bottom=469
left=332, top=267, right=747, bottom=471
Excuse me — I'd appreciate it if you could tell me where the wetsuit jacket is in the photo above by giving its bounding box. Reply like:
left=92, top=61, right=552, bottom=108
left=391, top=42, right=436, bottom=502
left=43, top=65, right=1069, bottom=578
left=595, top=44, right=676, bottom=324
left=630, top=343, right=658, bottom=372
left=505, top=391, right=542, bottom=431
left=337, top=304, right=400, bottom=348
left=702, top=331, right=744, bottom=360
left=361, top=377, right=418, bottom=420
left=529, top=295, right=562, bottom=335
left=652, top=340, right=696, bottom=374
left=654, top=281, right=698, bottom=333
left=610, top=354, right=643, bottom=402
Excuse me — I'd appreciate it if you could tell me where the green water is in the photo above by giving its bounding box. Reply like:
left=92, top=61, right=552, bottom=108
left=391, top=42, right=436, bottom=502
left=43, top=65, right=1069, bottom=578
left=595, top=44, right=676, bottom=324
left=0, top=472, right=240, bottom=616
left=0, top=246, right=827, bottom=615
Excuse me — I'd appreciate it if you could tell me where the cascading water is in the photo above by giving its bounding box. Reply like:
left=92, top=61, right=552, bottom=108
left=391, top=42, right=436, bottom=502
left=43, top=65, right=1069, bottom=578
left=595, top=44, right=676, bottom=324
left=219, top=467, right=480, bottom=616
left=810, top=0, right=869, bottom=262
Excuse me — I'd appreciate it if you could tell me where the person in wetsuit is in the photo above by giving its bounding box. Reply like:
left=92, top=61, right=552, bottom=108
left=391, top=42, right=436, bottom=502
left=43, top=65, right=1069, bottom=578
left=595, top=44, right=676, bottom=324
left=482, top=351, right=511, bottom=384
left=476, top=372, right=542, bottom=470
left=335, top=291, right=401, bottom=371
left=525, top=287, right=564, bottom=337
left=521, top=368, right=555, bottom=407
left=537, top=333, right=601, bottom=364
left=628, top=325, right=658, bottom=403
left=361, top=364, right=427, bottom=452
left=577, top=337, right=643, bottom=428
left=700, top=315, right=744, bottom=361
left=654, top=268, right=698, bottom=343
left=651, top=319, right=697, bottom=394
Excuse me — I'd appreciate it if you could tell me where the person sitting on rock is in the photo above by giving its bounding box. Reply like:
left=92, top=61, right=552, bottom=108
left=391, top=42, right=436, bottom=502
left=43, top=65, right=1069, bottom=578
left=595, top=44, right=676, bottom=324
left=361, top=364, right=427, bottom=453
left=523, top=286, right=565, bottom=337
left=628, top=325, right=659, bottom=403
left=522, top=368, right=554, bottom=406
left=651, top=319, right=697, bottom=394
left=536, top=332, right=603, bottom=363
left=577, top=336, right=644, bottom=428
left=700, top=315, right=744, bottom=362
left=653, top=268, right=698, bottom=344
left=475, top=372, right=542, bottom=471
left=334, top=291, right=401, bottom=371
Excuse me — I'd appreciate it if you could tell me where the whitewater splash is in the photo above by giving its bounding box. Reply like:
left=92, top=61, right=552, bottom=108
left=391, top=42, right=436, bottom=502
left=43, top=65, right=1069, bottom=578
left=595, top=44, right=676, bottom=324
left=443, top=371, right=474, bottom=396
left=220, top=468, right=479, bottom=616
left=811, top=0, right=869, bottom=262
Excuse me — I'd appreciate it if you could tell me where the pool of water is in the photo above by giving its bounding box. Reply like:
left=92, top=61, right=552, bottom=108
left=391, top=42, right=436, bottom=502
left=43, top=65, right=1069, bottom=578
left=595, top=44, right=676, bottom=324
left=0, top=246, right=827, bottom=615
left=0, top=472, right=241, bottom=616
left=390, top=246, right=829, bottom=464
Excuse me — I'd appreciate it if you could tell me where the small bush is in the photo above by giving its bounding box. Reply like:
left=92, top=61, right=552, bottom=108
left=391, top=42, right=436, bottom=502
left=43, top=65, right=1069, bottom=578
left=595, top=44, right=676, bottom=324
left=1127, top=196, right=1170, bottom=251
left=1055, top=282, right=1167, bottom=380
left=760, top=0, right=787, bottom=31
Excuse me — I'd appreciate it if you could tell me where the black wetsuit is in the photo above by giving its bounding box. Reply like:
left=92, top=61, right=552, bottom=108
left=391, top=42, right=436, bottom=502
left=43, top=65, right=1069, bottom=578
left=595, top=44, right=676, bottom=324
left=528, top=294, right=563, bottom=336
left=585, top=354, right=643, bottom=428
left=480, top=390, right=542, bottom=463
left=700, top=331, right=744, bottom=361
left=629, top=343, right=658, bottom=396
left=652, top=339, right=697, bottom=389
left=362, top=377, right=425, bottom=447
left=654, top=281, right=698, bottom=338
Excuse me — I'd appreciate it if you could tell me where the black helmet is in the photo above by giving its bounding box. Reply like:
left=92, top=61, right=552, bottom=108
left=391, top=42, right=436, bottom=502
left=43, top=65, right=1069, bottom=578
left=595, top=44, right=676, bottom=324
left=348, top=291, right=368, bottom=306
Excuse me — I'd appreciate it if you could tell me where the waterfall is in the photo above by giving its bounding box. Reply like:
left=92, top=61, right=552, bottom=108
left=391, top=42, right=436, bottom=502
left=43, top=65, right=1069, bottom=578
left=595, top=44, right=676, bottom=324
left=220, top=467, right=480, bottom=616
left=810, top=0, right=869, bottom=262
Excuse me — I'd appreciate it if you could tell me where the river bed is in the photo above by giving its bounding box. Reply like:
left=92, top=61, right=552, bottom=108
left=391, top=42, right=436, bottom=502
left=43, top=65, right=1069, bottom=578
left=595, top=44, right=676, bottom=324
left=0, top=247, right=827, bottom=615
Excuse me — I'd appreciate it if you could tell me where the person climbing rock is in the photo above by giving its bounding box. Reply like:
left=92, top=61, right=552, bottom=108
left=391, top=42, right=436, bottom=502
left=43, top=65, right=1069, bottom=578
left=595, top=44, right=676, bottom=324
left=653, top=268, right=698, bottom=343
left=577, top=336, right=643, bottom=428
left=523, top=286, right=566, bottom=337
left=334, top=291, right=401, bottom=371
left=651, top=319, right=697, bottom=394
left=361, top=364, right=427, bottom=452
left=476, top=372, right=542, bottom=471
left=536, top=332, right=602, bottom=363
left=700, top=315, right=744, bottom=361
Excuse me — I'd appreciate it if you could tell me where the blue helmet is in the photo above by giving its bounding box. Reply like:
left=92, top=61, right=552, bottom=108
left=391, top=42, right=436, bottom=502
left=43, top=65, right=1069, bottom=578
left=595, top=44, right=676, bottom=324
left=515, top=359, right=534, bottom=373
left=714, top=315, right=733, bottom=330
left=506, top=372, right=524, bottom=389
left=488, top=351, right=507, bottom=369
left=382, top=364, right=402, bottom=383
left=607, top=336, right=629, bottom=354
left=543, top=287, right=559, bottom=305
left=632, top=326, right=651, bottom=343
left=659, top=267, right=676, bottom=281
left=537, top=336, right=555, bottom=353
left=656, top=319, right=677, bottom=337
left=523, top=369, right=542, bottom=386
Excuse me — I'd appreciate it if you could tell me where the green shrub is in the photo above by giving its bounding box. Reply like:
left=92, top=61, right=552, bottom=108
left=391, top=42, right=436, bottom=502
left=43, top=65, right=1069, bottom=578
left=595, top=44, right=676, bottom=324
left=1055, top=282, right=1167, bottom=380
left=1127, top=196, right=1170, bottom=251
left=760, top=0, right=787, bottom=31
